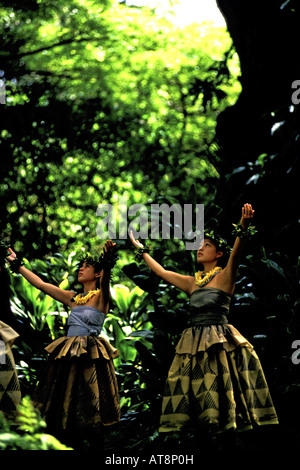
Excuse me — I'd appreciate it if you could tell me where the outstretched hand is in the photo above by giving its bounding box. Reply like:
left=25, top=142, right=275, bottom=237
left=102, top=240, right=116, bottom=260
left=240, top=203, right=255, bottom=229
left=7, top=247, right=17, bottom=262
left=129, top=231, right=144, bottom=249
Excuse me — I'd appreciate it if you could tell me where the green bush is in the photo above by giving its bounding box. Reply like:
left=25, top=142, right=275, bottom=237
left=0, top=396, right=73, bottom=450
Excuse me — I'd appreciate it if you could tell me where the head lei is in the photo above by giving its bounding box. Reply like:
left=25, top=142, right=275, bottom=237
left=76, top=250, right=118, bottom=279
left=77, top=253, right=104, bottom=273
left=203, top=229, right=231, bottom=255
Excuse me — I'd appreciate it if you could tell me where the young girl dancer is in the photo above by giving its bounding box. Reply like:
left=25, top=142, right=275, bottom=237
left=7, top=240, right=120, bottom=448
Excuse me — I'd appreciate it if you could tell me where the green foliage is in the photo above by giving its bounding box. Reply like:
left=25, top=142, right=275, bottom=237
left=0, top=396, right=73, bottom=450
left=0, top=0, right=240, bottom=257
left=105, top=283, right=150, bottom=368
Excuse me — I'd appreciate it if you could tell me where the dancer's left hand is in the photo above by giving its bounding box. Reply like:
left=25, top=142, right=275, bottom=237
left=240, top=203, right=255, bottom=228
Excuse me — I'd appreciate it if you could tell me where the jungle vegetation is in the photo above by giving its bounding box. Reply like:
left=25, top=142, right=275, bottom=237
left=0, top=0, right=299, bottom=455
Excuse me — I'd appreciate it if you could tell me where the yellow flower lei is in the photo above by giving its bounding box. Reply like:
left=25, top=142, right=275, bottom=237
left=195, top=267, right=222, bottom=287
left=73, top=288, right=100, bottom=305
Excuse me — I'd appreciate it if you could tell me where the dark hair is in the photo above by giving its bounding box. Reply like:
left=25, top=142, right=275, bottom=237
left=77, top=255, right=103, bottom=273
left=76, top=255, right=103, bottom=289
left=75, top=248, right=118, bottom=293
left=205, top=236, right=229, bottom=269
left=196, top=230, right=231, bottom=270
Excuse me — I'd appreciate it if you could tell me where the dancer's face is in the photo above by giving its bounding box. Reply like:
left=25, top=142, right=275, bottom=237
left=197, top=239, right=223, bottom=264
left=78, top=261, right=100, bottom=284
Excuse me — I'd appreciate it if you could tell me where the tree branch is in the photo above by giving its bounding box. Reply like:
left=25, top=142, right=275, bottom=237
left=14, top=35, right=106, bottom=59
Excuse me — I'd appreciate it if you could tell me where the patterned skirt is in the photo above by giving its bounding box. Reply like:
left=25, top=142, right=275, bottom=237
left=159, top=324, right=279, bottom=433
left=0, top=321, right=21, bottom=416
left=32, top=335, right=120, bottom=437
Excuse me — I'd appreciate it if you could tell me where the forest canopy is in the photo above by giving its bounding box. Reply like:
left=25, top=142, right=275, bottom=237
left=0, top=0, right=241, bottom=257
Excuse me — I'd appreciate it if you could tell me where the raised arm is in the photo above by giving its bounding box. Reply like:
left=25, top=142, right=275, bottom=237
left=98, top=240, right=116, bottom=313
left=129, top=231, right=193, bottom=294
left=7, top=248, right=75, bottom=308
left=222, top=203, right=255, bottom=288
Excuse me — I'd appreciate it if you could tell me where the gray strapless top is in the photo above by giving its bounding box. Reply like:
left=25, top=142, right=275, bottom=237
left=189, top=287, right=231, bottom=326
left=67, top=306, right=106, bottom=337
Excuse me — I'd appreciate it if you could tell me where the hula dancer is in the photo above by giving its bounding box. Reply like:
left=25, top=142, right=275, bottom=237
left=7, top=240, right=120, bottom=449
left=130, top=204, right=278, bottom=436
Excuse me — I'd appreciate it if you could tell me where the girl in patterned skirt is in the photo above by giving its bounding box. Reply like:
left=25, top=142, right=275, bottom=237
left=130, top=203, right=278, bottom=434
left=6, top=240, right=120, bottom=448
